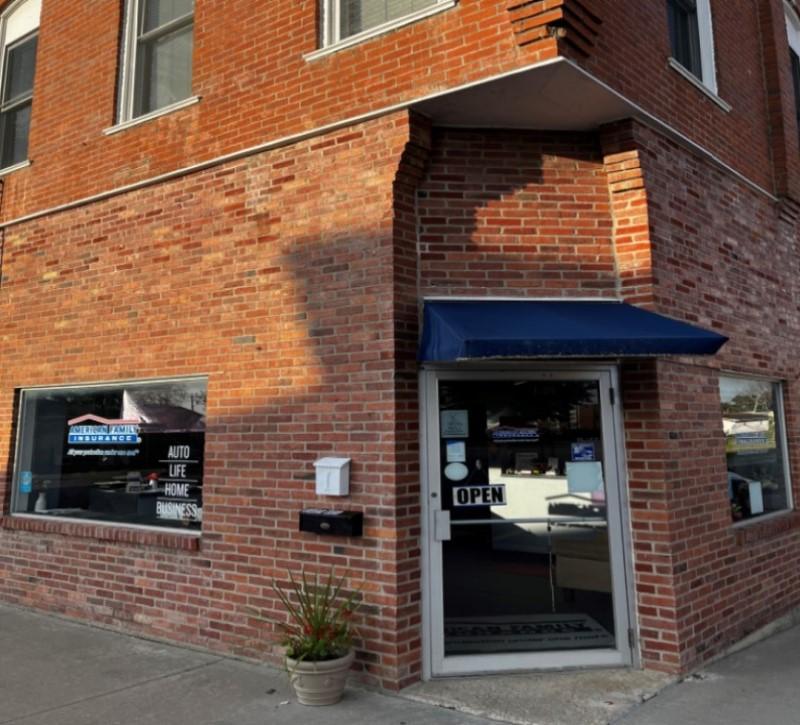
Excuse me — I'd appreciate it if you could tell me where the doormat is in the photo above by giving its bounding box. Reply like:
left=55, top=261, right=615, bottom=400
left=444, top=613, right=614, bottom=653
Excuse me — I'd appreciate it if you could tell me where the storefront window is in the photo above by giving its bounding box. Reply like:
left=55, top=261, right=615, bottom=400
left=719, top=375, right=790, bottom=522
left=12, top=378, right=206, bottom=530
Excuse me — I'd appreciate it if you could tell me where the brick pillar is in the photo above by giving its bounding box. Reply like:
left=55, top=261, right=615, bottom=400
left=600, top=120, right=655, bottom=307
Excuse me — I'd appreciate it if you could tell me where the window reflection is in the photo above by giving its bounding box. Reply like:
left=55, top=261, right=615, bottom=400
left=439, top=379, right=614, bottom=656
left=720, top=376, right=789, bottom=521
left=13, top=378, right=207, bottom=530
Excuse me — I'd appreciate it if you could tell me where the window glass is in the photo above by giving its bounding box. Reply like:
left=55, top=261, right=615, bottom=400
left=0, top=0, right=39, bottom=169
left=667, top=0, right=702, bottom=77
left=12, top=378, right=207, bottom=531
left=0, top=100, right=30, bottom=166
left=121, top=0, right=194, bottom=121
left=134, top=24, right=193, bottom=116
left=339, top=0, right=439, bottom=40
left=791, top=50, right=800, bottom=139
left=720, top=376, right=790, bottom=521
left=438, top=379, right=616, bottom=655
left=142, top=0, right=193, bottom=34
left=4, top=34, right=36, bottom=102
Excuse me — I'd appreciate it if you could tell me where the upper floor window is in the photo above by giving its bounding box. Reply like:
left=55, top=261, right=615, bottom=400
left=785, top=2, right=800, bottom=139
left=666, top=0, right=717, bottom=93
left=119, top=0, right=194, bottom=122
left=324, top=0, right=447, bottom=46
left=0, top=0, right=40, bottom=170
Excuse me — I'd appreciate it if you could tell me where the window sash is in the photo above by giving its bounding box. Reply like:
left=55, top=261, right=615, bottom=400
left=0, top=97, right=31, bottom=167
left=120, top=0, right=194, bottom=122
left=326, top=0, right=444, bottom=46
left=133, top=21, right=193, bottom=117
left=138, top=7, right=193, bottom=43
left=0, top=24, right=37, bottom=169
left=667, top=0, right=702, bottom=78
left=0, top=31, right=36, bottom=107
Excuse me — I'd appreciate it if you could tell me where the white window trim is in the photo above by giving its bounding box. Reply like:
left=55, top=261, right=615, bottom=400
left=117, top=0, right=194, bottom=124
left=104, top=95, right=199, bottom=136
left=667, top=57, right=731, bottom=111
left=0, top=158, right=29, bottom=176
left=785, top=1, right=800, bottom=56
left=118, top=0, right=138, bottom=122
left=306, top=0, right=456, bottom=62
left=668, top=0, right=718, bottom=95
left=720, top=373, right=794, bottom=523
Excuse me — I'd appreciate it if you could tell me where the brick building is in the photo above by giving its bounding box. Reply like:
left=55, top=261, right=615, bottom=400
left=1, top=0, right=800, bottom=690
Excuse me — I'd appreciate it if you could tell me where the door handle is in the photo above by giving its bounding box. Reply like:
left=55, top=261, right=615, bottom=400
left=434, top=510, right=451, bottom=541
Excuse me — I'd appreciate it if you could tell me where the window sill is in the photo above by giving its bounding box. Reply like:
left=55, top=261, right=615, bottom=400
left=103, top=96, right=200, bottom=136
left=0, top=159, right=31, bottom=177
left=305, top=0, right=457, bottom=62
left=667, top=58, right=732, bottom=112
left=732, top=510, right=800, bottom=545
left=0, top=513, right=201, bottom=551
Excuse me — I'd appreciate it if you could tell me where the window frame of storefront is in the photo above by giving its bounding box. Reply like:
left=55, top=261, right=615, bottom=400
left=719, top=371, right=795, bottom=529
left=8, top=374, right=208, bottom=537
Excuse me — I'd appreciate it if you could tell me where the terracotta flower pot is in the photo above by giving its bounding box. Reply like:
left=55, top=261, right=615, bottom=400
left=285, top=649, right=355, bottom=706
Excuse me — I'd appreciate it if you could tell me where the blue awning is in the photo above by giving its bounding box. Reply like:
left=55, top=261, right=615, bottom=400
left=419, top=301, right=727, bottom=361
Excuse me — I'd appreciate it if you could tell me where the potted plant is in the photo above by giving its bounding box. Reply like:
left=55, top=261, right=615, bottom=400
left=269, top=569, right=360, bottom=706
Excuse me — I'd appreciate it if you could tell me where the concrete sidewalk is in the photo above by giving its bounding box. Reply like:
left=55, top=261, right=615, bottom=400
left=0, top=603, right=797, bottom=725
left=0, top=603, right=490, bottom=725
left=615, top=623, right=800, bottom=725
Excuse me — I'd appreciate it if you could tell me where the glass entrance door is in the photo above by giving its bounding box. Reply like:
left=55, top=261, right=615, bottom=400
left=423, top=369, right=631, bottom=675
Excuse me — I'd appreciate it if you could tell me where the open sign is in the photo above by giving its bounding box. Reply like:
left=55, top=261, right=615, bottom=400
left=452, top=484, right=507, bottom=507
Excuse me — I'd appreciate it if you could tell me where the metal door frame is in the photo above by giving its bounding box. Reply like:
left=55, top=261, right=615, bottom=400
left=420, top=362, right=636, bottom=678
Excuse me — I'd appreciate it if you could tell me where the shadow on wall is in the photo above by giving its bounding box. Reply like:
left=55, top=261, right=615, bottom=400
left=416, top=128, right=618, bottom=299
left=0, top=124, right=646, bottom=688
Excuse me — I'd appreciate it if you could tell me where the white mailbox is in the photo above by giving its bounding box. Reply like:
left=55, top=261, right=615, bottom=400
left=314, top=457, right=351, bottom=496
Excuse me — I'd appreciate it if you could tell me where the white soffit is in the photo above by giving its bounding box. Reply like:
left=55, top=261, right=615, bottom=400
left=412, top=59, right=635, bottom=131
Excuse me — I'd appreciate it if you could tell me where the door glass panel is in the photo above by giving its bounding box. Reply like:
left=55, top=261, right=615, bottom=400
left=438, top=379, right=615, bottom=656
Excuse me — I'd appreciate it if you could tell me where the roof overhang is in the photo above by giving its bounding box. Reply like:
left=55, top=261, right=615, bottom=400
left=412, top=57, right=637, bottom=131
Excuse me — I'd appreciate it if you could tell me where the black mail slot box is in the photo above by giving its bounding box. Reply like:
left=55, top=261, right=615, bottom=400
left=299, top=509, right=363, bottom=537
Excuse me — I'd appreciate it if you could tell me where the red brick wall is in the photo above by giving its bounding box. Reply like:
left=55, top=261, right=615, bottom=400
left=413, top=121, right=800, bottom=674
left=601, top=121, right=655, bottom=306
left=2, top=21, right=800, bottom=680
left=2, top=0, right=791, bottom=221
left=417, top=128, right=617, bottom=298
left=620, top=359, right=684, bottom=671
left=621, top=122, right=800, bottom=671
left=4, top=0, right=547, bottom=217
left=572, top=0, right=778, bottom=194
left=757, top=0, right=800, bottom=198
left=0, top=111, right=426, bottom=690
